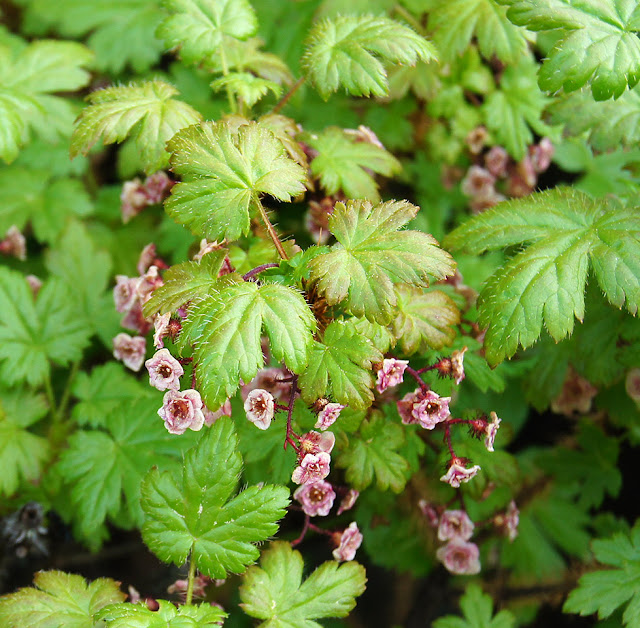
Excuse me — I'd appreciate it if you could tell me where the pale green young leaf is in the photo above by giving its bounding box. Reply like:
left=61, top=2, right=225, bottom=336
left=0, top=269, right=91, bottom=386
left=391, top=285, right=460, bottom=354
left=240, top=541, right=366, bottom=627
left=157, top=0, right=258, bottom=65
left=306, top=127, right=401, bottom=202
left=498, top=0, right=640, bottom=99
left=97, top=600, right=226, bottom=627
left=0, top=570, right=125, bottom=628
left=0, top=167, right=92, bottom=242
left=337, top=414, right=410, bottom=492
left=433, top=584, right=515, bottom=628
left=141, top=418, right=290, bottom=578
left=444, top=188, right=640, bottom=365
left=166, top=120, right=307, bottom=241
left=0, top=40, right=92, bottom=162
left=564, top=525, right=640, bottom=626
left=483, top=55, right=551, bottom=160
left=298, top=319, right=382, bottom=409
left=71, top=80, right=202, bottom=174
left=428, top=0, right=528, bottom=63
left=0, top=388, right=50, bottom=496
left=143, top=249, right=230, bottom=317
left=302, top=14, right=437, bottom=99
left=308, top=200, right=455, bottom=323
left=211, top=72, right=282, bottom=108
left=184, top=281, right=315, bottom=409
left=350, top=317, right=395, bottom=353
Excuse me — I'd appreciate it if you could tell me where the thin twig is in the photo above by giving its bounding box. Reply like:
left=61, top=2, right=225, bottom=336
left=272, top=75, right=306, bottom=115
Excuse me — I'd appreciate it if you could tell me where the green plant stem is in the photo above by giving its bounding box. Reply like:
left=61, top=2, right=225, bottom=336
left=58, top=361, right=80, bottom=420
left=272, top=75, right=306, bottom=114
left=255, top=198, right=289, bottom=260
left=219, top=45, right=237, bottom=114
left=393, top=4, right=426, bottom=35
left=185, top=551, right=197, bottom=606
left=44, top=373, right=58, bottom=422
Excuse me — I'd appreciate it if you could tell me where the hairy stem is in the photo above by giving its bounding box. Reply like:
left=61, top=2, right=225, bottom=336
left=255, top=198, right=289, bottom=260
left=284, top=375, right=299, bottom=451
left=405, top=366, right=428, bottom=391
left=243, top=263, right=280, bottom=281
left=291, top=514, right=310, bottom=547
left=185, top=551, right=197, bottom=606
left=272, top=75, right=306, bottom=115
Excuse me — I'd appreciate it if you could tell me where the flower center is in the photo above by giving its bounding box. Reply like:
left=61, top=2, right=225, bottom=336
left=309, top=487, right=324, bottom=502
left=171, top=399, right=190, bottom=419
left=158, top=364, right=172, bottom=378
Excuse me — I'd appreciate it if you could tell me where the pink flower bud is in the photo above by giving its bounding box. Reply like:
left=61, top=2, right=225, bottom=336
left=113, top=275, right=140, bottom=313
left=437, top=510, right=474, bottom=542
left=294, top=480, right=336, bottom=516
left=203, top=399, right=232, bottom=426
left=145, top=349, right=184, bottom=391
left=484, top=146, right=509, bottom=178
left=440, top=457, right=481, bottom=488
left=291, top=452, right=331, bottom=485
left=315, top=402, right=345, bottom=430
left=484, top=411, right=501, bottom=452
left=0, top=226, right=26, bottom=260
left=332, top=522, right=363, bottom=562
left=244, top=389, right=275, bottom=430
left=113, top=333, right=146, bottom=371
left=158, top=389, right=205, bottom=435
left=337, top=489, right=359, bottom=515
left=418, top=499, right=440, bottom=527
left=436, top=540, right=481, bottom=575
left=376, top=358, right=409, bottom=393
left=450, top=347, right=467, bottom=385
left=25, top=274, right=42, bottom=298
left=120, top=179, right=147, bottom=223
left=153, top=312, right=172, bottom=349
left=505, top=500, right=519, bottom=542
left=137, top=243, right=157, bottom=275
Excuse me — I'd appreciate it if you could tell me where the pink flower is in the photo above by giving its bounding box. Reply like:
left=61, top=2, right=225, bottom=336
left=294, top=480, right=336, bottom=516
left=436, top=540, right=481, bottom=575
left=158, top=389, right=205, bottom=435
left=332, top=522, right=363, bottom=562
left=291, top=452, right=331, bottom=485
left=120, top=179, right=148, bottom=223
left=145, top=349, right=184, bottom=391
left=397, top=389, right=451, bottom=429
left=438, top=510, right=474, bottom=542
left=0, top=226, right=26, bottom=260
left=465, top=126, right=488, bottom=154
left=25, top=274, right=42, bottom=298
left=418, top=500, right=440, bottom=528
left=113, top=275, right=140, bottom=313
left=113, top=333, right=146, bottom=371
left=153, top=312, right=172, bottom=349
left=203, top=399, right=232, bottom=426
left=144, top=171, right=173, bottom=204
left=121, top=300, right=152, bottom=335
left=137, top=243, right=157, bottom=275
left=242, top=367, right=292, bottom=401
left=529, top=138, right=554, bottom=173
left=440, top=458, right=481, bottom=488
left=136, top=265, right=163, bottom=304
left=337, top=489, right=359, bottom=515
left=376, top=358, right=409, bottom=393
left=626, top=368, right=640, bottom=403
left=495, top=500, right=520, bottom=542
left=299, top=430, right=335, bottom=456
left=551, top=366, right=598, bottom=416
left=484, top=411, right=501, bottom=452
left=167, top=574, right=211, bottom=600
left=244, top=389, right=275, bottom=430
left=484, top=146, right=509, bottom=178
left=450, top=347, right=467, bottom=385
left=461, top=165, right=495, bottom=198
left=315, top=402, right=345, bottom=430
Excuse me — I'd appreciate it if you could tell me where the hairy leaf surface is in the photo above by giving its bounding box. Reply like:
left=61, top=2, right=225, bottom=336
left=97, top=599, right=227, bottom=627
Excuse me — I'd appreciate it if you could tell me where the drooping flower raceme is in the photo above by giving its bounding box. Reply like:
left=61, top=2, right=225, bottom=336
left=158, top=389, right=205, bottom=435
left=113, top=333, right=146, bottom=371
left=436, top=540, right=481, bottom=575
left=332, top=522, right=363, bottom=562
left=294, top=480, right=336, bottom=516
left=375, top=358, right=409, bottom=393
left=440, top=457, right=481, bottom=488
left=145, top=349, right=184, bottom=391
left=437, top=510, right=474, bottom=542
left=244, top=389, right=275, bottom=430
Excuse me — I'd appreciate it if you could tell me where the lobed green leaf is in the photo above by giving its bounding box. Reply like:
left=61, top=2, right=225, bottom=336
left=97, top=599, right=226, bottom=627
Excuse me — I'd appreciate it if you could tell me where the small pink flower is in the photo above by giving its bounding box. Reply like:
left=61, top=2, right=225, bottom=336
left=465, top=126, right=488, bottom=154
left=504, top=500, right=519, bottom=542
left=143, top=171, right=173, bottom=204
left=484, top=411, right=501, bottom=452
left=113, top=333, right=146, bottom=371
left=136, top=265, right=163, bottom=304
left=113, top=275, right=140, bottom=313
left=551, top=366, right=598, bottom=416
left=244, top=389, right=275, bottom=430
left=376, top=358, right=409, bottom=393
left=294, top=480, right=336, bottom=516
left=332, top=522, right=363, bottom=562
left=344, top=125, right=384, bottom=149
left=436, top=540, right=481, bottom=575
left=450, top=347, right=467, bottom=385
left=413, top=390, right=451, bottom=430
left=440, top=457, right=481, bottom=488
left=418, top=500, right=440, bottom=528
left=315, top=402, right=345, bottom=430
left=461, top=165, right=495, bottom=198
left=203, top=399, right=232, bottom=426
left=159, top=389, right=205, bottom=435
left=0, top=226, right=26, bottom=260
left=299, top=430, right=335, bottom=456
left=484, top=146, right=509, bottom=178
left=145, top=348, right=184, bottom=391
left=438, top=510, right=474, bottom=542
left=153, top=312, right=172, bottom=349
left=167, top=574, right=211, bottom=600
left=291, top=452, right=331, bottom=485
left=529, top=138, right=554, bottom=173
left=626, top=368, right=640, bottom=403
left=121, top=300, right=152, bottom=335
left=121, top=179, right=147, bottom=223
left=242, top=367, right=292, bottom=401
left=137, top=243, right=157, bottom=275
left=25, top=274, right=42, bottom=298
left=507, top=157, right=537, bottom=197
left=397, top=390, right=421, bottom=425
left=337, top=489, right=359, bottom=515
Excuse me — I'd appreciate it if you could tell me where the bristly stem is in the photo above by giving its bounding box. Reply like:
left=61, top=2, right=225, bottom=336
left=255, top=198, right=289, bottom=260
left=272, top=75, right=306, bottom=114
left=185, top=551, right=197, bottom=606
left=243, top=263, right=280, bottom=282
left=405, top=366, right=429, bottom=391
left=284, top=375, right=299, bottom=451
left=291, top=514, right=310, bottom=547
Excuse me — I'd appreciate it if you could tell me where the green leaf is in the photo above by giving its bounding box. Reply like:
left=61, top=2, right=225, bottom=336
left=391, top=285, right=460, bottom=354
left=484, top=55, right=552, bottom=160
left=141, top=417, right=290, bottom=579
left=0, top=268, right=91, bottom=386
left=302, top=14, right=437, bottom=99
left=564, top=524, right=640, bottom=626
left=211, top=72, right=282, bottom=108
left=183, top=280, right=315, bottom=409
left=337, top=414, right=410, bottom=492
left=308, top=200, right=456, bottom=323
left=239, top=541, right=367, bottom=627
left=71, top=80, right=202, bottom=174
left=143, top=249, right=230, bottom=317
left=0, top=570, right=125, bottom=628
left=443, top=188, right=640, bottom=365
left=298, top=319, right=382, bottom=409
left=0, top=387, right=50, bottom=496
left=97, top=600, right=226, bottom=627
left=349, top=317, right=395, bottom=353
left=428, top=0, right=528, bottom=63
left=157, top=0, right=258, bottom=65
left=305, top=127, right=401, bottom=202
left=166, top=120, right=307, bottom=240
left=433, top=584, right=515, bottom=628
left=498, top=0, right=640, bottom=100
left=0, top=39, right=92, bottom=162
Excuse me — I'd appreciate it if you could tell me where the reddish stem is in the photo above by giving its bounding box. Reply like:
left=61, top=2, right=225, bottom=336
left=444, top=424, right=456, bottom=458
left=405, top=366, right=429, bottom=391
left=243, top=263, right=280, bottom=282
left=291, top=514, right=310, bottom=548
left=284, top=375, right=300, bottom=452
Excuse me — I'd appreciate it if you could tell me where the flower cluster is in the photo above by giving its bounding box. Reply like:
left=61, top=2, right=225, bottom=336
left=435, top=509, right=480, bottom=575
left=291, top=431, right=334, bottom=485
left=120, top=171, right=173, bottom=223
